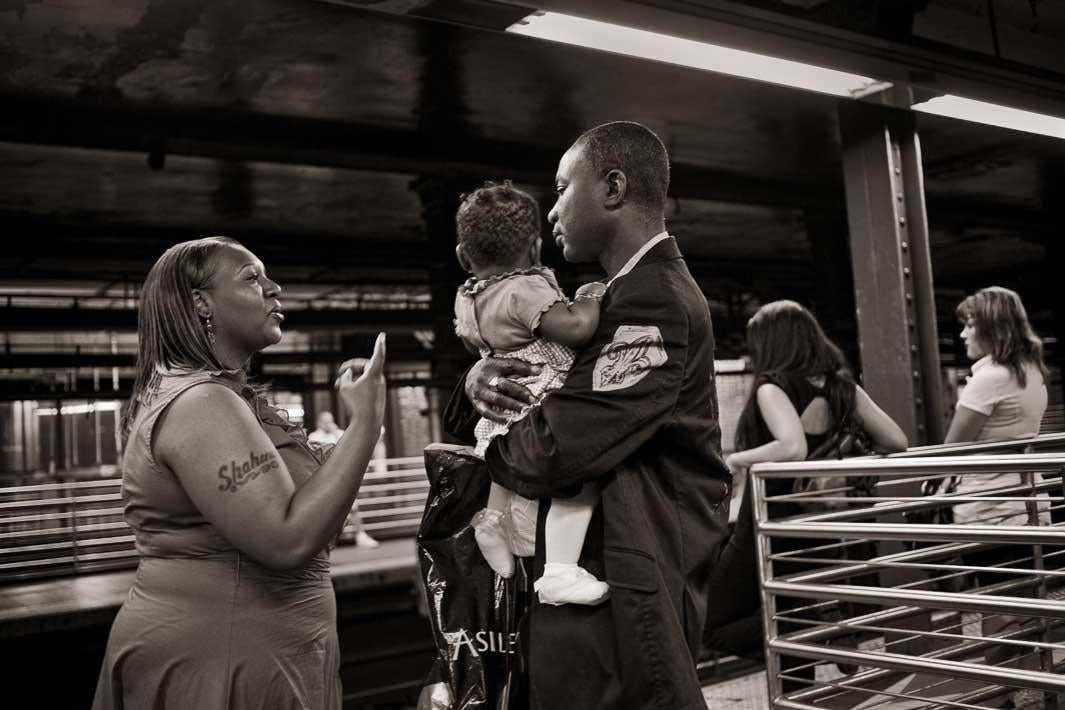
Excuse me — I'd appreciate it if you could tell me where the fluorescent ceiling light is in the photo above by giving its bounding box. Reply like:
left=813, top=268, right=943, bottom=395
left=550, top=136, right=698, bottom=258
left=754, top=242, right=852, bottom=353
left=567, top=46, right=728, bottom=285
left=912, top=95, right=1065, bottom=140
left=507, top=11, right=888, bottom=98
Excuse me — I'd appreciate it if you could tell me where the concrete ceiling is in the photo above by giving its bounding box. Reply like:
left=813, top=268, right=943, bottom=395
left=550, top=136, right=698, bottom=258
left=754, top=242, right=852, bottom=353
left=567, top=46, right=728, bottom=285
left=0, top=0, right=1061, bottom=332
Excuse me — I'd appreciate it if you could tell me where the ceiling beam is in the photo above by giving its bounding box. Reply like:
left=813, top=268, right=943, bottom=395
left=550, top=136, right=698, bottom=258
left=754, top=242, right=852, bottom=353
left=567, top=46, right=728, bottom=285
left=0, top=92, right=840, bottom=210
left=0, top=214, right=433, bottom=285
left=2, top=94, right=1056, bottom=233
left=923, top=197, right=1058, bottom=237
left=0, top=92, right=554, bottom=183
left=0, top=343, right=433, bottom=369
left=0, top=306, right=432, bottom=333
left=318, top=0, right=535, bottom=31
left=0, top=370, right=436, bottom=402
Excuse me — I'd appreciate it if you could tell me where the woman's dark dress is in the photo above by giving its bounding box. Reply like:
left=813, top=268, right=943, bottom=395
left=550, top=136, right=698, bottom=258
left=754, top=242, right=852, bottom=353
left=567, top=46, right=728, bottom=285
left=93, top=367, right=342, bottom=710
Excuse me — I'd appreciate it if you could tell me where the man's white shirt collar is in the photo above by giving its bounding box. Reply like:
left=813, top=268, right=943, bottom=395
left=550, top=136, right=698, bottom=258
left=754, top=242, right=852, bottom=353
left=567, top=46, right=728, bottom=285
left=605, top=231, right=670, bottom=289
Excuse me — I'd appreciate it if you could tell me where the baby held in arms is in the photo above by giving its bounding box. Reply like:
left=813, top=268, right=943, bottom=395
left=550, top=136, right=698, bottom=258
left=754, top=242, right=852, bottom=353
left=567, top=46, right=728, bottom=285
left=452, top=181, right=609, bottom=606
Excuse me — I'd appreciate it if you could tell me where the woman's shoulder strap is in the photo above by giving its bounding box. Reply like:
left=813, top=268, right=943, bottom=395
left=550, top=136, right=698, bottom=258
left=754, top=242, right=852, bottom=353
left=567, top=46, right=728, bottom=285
left=129, top=372, right=250, bottom=471
left=756, top=370, right=807, bottom=403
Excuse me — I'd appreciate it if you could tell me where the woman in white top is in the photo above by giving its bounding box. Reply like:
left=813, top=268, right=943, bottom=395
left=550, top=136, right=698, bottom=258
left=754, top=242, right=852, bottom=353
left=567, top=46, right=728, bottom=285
left=943, top=286, right=1049, bottom=693
left=945, top=286, right=1049, bottom=526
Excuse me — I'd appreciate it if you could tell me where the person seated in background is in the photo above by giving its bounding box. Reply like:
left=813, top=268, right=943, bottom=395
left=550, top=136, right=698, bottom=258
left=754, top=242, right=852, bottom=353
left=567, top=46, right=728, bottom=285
left=309, top=410, right=344, bottom=446
left=310, top=410, right=380, bottom=549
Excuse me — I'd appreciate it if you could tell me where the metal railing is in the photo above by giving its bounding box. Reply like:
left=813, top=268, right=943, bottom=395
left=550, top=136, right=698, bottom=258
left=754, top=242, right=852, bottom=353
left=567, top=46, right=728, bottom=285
left=0, top=478, right=135, bottom=580
left=751, top=451, right=1065, bottom=709
left=889, top=431, right=1065, bottom=458
left=0, top=456, right=429, bottom=583
left=341, top=456, right=429, bottom=536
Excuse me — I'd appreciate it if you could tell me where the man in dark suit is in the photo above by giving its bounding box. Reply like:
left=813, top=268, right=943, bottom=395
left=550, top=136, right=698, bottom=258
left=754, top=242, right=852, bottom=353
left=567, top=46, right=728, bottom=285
left=447, top=121, right=730, bottom=709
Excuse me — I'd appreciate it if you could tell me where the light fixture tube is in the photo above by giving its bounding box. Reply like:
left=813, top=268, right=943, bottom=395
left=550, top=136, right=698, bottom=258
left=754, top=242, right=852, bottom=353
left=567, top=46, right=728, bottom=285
left=912, top=95, right=1065, bottom=140
left=507, top=11, right=888, bottom=98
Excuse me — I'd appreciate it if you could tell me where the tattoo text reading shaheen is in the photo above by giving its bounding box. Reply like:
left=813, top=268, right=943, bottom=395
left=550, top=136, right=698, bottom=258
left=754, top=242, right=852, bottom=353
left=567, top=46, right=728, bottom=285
left=218, top=450, right=280, bottom=492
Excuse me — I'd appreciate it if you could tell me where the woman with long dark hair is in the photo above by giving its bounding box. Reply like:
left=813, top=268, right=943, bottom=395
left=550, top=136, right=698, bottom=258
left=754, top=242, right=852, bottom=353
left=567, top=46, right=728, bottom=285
left=93, top=237, right=387, bottom=709
left=703, top=300, right=906, bottom=675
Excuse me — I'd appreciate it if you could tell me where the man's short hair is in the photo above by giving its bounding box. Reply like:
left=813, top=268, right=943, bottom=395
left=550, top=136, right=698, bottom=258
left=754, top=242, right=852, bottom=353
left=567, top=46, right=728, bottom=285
left=572, top=121, right=670, bottom=216
left=455, top=181, right=540, bottom=267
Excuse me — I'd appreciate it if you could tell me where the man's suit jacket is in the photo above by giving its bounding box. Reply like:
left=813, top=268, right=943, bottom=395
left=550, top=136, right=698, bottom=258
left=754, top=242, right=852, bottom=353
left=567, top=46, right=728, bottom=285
left=446, top=237, right=730, bottom=710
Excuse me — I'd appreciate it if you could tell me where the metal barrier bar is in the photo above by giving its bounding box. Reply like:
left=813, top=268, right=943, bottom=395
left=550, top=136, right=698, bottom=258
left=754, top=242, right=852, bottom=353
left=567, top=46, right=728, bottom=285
left=794, top=478, right=1061, bottom=524
left=0, top=479, right=126, bottom=494
left=0, top=494, right=122, bottom=511
left=1, top=508, right=127, bottom=525
left=752, top=450, right=1065, bottom=708
left=0, top=535, right=136, bottom=556
left=1, top=456, right=432, bottom=581
left=760, top=521, right=1063, bottom=544
left=784, top=617, right=1061, bottom=704
left=0, top=522, right=131, bottom=543
left=755, top=453, right=1065, bottom=476
left=783, top=542, right=1061, bottom=587
left=892, top=432, right=1065, bottom=457
left=772, top=639, right=1065, bottom=693
left=766, top=580, right=1065, bottom=619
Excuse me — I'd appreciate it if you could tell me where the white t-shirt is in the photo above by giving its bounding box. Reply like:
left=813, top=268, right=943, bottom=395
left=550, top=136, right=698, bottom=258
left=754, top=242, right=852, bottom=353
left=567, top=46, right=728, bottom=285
left=953, top=356, right=1048, bottom=525
left=957, top=356, right=1047, bottom=440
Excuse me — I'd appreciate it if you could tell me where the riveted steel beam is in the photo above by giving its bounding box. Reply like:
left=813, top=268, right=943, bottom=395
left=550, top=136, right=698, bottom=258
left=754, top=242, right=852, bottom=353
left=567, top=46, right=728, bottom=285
left=839, top=101, right=945, bottom=447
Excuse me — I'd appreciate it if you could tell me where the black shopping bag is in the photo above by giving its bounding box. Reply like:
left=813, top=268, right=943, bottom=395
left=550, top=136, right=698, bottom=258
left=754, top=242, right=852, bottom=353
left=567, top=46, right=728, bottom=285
left=416, top=444, right=530, bottom=710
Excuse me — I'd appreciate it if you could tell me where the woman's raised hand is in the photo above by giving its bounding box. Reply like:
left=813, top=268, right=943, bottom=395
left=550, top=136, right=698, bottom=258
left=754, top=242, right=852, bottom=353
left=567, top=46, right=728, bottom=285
left=335, top=332, right=387, bottom=427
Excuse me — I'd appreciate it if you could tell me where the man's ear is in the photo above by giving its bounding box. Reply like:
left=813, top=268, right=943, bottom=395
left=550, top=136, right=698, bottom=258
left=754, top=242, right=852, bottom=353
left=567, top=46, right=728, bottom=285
left=455, top=243, right=474, bottom=273
left=603, top=168, right=627, bottom=210
left=191, top=289, right=212, bottom=319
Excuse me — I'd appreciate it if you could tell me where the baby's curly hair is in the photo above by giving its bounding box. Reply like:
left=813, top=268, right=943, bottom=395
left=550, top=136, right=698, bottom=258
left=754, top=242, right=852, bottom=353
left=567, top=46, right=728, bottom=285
left=456, top=181, right=540, bottom=268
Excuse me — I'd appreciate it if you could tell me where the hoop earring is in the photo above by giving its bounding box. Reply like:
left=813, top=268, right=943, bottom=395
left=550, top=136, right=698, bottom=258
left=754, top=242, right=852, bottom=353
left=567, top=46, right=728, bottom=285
left=205, top=316, right=216, bottom=345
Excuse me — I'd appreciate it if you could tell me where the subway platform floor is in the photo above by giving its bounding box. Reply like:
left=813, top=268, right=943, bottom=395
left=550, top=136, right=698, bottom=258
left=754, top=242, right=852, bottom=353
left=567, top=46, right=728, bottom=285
left=0, top=538, right=418, bottom=636
left=703, top=670, right=769, bottom=709
left=703, top=618, right=1059, bottom=710
left=2, top=543, right=1056, bottom=710
left=704, top=669, right=1048, bottom=709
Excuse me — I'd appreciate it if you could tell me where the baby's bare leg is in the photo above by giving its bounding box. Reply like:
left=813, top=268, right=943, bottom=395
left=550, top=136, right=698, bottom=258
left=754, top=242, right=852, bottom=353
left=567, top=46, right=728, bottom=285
left=537, top=481, right=610, bottom=606
left=473, top=483, right=515, bottom=578
left=545, top=481, right=599, bottom=564
left=486, top=481, right=512, bottom=513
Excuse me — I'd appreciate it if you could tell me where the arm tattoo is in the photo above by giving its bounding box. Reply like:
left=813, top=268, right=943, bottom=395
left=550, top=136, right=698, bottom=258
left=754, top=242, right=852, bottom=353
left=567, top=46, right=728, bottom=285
left=217, top=449, right=281, bottom=492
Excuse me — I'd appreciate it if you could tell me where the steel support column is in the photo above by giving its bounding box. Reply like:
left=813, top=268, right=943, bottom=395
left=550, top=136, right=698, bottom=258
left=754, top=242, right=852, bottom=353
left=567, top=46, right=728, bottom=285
left=411, top=177, right=477, bottom=423
left=1038, top=163, right=1065, bottom=435
left=839, top=101, right=945, bottom=447
left=839, top=102, right=942, bottom=656
left=804, top=208, right=857, bottom=368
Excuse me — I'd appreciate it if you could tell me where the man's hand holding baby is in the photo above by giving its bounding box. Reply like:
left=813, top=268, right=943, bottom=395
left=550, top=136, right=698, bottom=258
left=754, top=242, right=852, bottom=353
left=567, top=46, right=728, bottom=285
left=466, top=357, right=541, bottom=423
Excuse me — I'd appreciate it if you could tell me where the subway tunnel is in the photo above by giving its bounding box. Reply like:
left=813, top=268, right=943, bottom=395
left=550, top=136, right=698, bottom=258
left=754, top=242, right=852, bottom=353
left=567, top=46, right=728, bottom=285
left=2, top=1, right=1065, bottom=708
